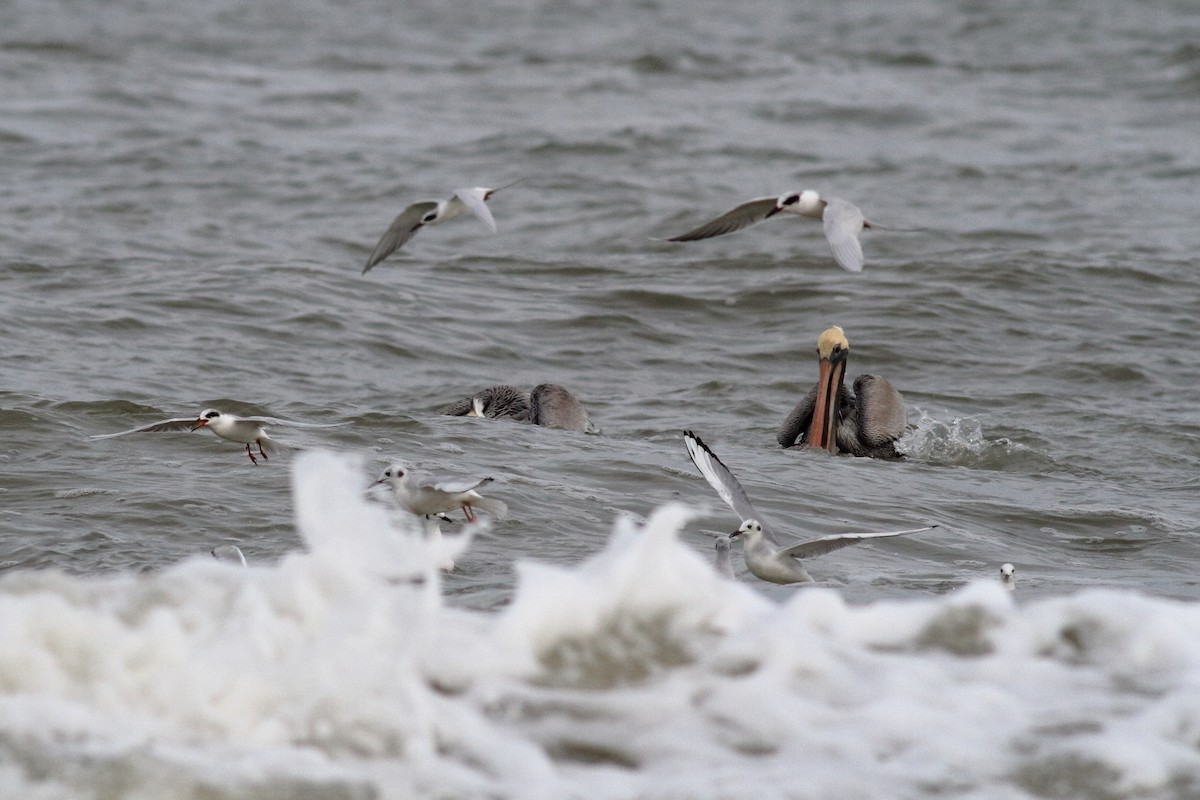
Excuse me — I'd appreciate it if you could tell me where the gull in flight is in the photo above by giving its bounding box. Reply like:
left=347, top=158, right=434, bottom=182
left=665, top=189, right=879, bottom=272
left=362, top=181, right=519, bottom=274
left=683, top=430, right=935, bottom=584
left=92, top=409, right=348, bottom=464
left=373, top=463, right=507, bottom=523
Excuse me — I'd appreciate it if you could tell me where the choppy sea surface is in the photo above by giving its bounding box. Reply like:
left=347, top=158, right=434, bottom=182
left=2, top=0, right=1200, bottom=796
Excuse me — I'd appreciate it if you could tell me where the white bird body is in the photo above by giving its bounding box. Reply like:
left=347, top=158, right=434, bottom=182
left=362, top=182, right=517, bottom=273
left=683, top=430, right=935, bottom=585
left=666, top=189, right=875, bottom=272
left=91, top=408, right=347, bottom=464
left=374, top=463, right=507, bottom=522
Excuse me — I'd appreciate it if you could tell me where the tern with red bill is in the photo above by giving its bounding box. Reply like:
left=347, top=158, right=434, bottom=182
left=92, top=409, right=348, bottom=464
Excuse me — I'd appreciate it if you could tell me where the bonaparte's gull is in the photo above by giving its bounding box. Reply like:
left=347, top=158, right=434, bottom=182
left=1000, top=563, right=1016, bottom=590
left=683, top=430, right=935, bottom=584
left=211, top=544, right=247, bottom=567
left=362, top=181, right=519, bottom=274
left=373, top=463, right=507, bottom=522
left=777, top=326, right=907, bottom=459
left=92, top=409, right=348, bottom=465
left=665, top=189, right=877, bottom=272
left=439, top=383, right=596, bottom=432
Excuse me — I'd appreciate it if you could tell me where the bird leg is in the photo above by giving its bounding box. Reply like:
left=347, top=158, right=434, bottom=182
left=462, top=504, right=477, bottom=523
left=244, top=444, right=259, bottom=465
left=256, top=440, right=269, bottom=460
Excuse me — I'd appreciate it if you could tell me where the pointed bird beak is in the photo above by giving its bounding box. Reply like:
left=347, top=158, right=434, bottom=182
left=189, top=418, right=208, bottom=431
left=807, top=349, right=847, bottom=453
left=729, top=527, right=744, bottom=538
left=764, top=203, right=784, bottom=219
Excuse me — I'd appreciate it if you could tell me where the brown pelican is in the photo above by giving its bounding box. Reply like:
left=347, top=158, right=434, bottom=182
left=438, top=383, right=595, bottom=432
left=777, top=326, right=907, bottom=458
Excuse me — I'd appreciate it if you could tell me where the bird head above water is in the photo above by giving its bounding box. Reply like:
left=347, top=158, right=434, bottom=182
left=729, top=519, right=765, bottom=542
left=190, top=408, right=224, bottom=431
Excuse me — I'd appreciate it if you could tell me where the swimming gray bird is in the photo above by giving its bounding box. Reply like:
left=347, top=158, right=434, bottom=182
left=777, top=326, right=908, bottom=459
left=439, top=383, right=595, bottom=432
left=438, top=385, right=531, bottom=421
left=683, top=430, right=935, bottom=585
left=665, top=189, right=874, bottom=272
left=92, top=409, right=347, bottom=465
left=373, top=463, right=507, bottom=523
left=362, top=181, right=518, bottom=274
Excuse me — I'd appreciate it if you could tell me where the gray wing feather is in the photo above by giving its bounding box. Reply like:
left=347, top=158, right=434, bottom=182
left=666, top=197, right=779, bottom=241
left=822, top=197, right=866, bottom=272
left=778, top=525, right=936, bottom=559
left=777, top=385, right=818, bottom=449
left=240, top=417, right=349, bottom=429
left=91, top=417, right=197, bottom=438
left=362, top=202, right=437, bottom=273
left=683, top=431, right=778, bottom=545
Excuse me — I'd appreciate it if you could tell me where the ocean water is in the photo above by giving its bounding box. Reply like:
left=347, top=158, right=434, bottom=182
left=2, top=0, right=1200, bottom=796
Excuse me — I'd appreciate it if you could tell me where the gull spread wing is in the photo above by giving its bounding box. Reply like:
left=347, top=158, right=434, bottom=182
left=822, top=197, right=866, bottom=272
left=90, top=417, right=198, bottom=438
left=778, top=525, right=937, bottom=560
left=452, top=188, right=498, bottom=232
left=666, top=196, right=779, bottom=241
left=362, top=201, right=438, bottom=274
left=683, top=430, right=779, bottom=545
left=239, top=416, right=349, bottom=429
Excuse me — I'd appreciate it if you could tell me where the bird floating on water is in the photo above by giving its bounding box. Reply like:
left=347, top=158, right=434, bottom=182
left=439, top=383, right=595, bottom=433
left=373, top=463, right=508, bottom=523
left=92, top=409, right=348, bottom=465
left=777, top=326, right=908, bottom=459
left=683, top=430, right=935, bottom=585
left=665, top=189, right=882, bottom=272
left=362, top=181, right=519, bottom=273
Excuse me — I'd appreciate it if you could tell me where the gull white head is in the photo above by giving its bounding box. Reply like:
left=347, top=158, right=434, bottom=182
left=1000, top=563, right=1016, bottom=590
left=374, top=463, right=409, bottom=489
left=729, top=519, right=766, bottom=543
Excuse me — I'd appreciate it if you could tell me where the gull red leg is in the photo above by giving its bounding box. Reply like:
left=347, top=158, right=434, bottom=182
left=245, top=444, right=259, bottom=465
left=257, top=440, right=269, bottom=461
left=462, top=504, right=477, bottom=523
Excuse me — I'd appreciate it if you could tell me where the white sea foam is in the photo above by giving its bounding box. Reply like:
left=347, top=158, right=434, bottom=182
left=2, top=451, right=1200, bottom=798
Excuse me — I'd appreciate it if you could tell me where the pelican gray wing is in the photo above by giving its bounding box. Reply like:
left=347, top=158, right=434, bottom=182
left=683, top=431, right=779, bottom=545
left=362, top=201, right=438, bottom=274
left=822, top=197, right=866, bottom=272
left=837, top=375, right=906, bottom=458
left=91, top=417, right=198, bottom=438
left=778, top=525, right=936, bottom=560
left=666, top=196, right=779, bottom=241
left=777, top=386, right=819, bottom=449
left=527, top=384, right=592, bottom=432
left=452, top=188, right=498, bottom=232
